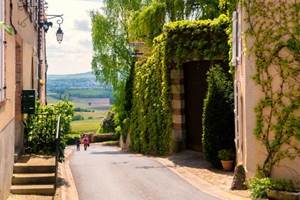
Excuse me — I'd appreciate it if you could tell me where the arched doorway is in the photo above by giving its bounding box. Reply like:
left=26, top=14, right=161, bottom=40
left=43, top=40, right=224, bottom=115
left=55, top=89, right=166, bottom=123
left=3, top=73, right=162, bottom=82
left=183, top=61, right=210, bottom=151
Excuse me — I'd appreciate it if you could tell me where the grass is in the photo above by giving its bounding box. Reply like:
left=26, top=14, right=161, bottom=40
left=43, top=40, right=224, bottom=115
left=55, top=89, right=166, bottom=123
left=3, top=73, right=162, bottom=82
left=48, top=95, right=110, bottom=136
left=77, top=111, right=106, bottom=120
left=71, top=119, right=101, bottom=133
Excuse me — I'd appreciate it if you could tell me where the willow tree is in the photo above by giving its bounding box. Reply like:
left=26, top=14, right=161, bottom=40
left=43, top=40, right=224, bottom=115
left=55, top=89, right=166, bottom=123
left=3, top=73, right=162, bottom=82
left=129, top=0, right=222, bottom=44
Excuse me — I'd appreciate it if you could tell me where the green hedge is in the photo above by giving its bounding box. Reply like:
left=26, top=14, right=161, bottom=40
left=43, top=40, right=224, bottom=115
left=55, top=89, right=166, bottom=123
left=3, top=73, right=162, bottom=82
left=25, top=101, right=74, bottom=157
left=202, top=66, right=234, bottom=168
left=129, top=15, right=230, bottom=155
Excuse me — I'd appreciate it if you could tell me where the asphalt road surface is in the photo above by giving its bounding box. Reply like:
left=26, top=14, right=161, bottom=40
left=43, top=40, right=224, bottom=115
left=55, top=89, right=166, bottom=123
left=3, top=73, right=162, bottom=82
left=70, top=143, right=221, bottom=200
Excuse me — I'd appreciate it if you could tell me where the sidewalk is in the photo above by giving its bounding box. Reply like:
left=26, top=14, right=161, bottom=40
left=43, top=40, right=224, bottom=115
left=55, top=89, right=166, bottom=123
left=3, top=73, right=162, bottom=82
left=54, top=147, right=79, bottom=200
left=153, top=150, right=251, bottom=200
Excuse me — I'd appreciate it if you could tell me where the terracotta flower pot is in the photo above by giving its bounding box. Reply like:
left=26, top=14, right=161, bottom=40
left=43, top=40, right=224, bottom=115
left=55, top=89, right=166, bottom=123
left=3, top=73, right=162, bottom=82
left=221, top=160, right=234, bottom=171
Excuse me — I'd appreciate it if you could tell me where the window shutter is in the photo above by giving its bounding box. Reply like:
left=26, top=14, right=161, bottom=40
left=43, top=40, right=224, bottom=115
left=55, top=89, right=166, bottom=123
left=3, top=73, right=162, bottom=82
left=232, top=11, right=238, bottom=67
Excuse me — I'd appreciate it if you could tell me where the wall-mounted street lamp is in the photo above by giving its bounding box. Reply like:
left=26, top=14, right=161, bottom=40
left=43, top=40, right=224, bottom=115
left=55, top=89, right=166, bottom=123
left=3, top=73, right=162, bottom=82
left=40, top=14, right=64, bottom=43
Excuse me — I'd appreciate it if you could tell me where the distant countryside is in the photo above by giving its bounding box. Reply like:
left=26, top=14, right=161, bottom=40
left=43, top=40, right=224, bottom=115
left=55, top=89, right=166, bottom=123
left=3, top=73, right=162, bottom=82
left=47, top=72, right=113, bottom=140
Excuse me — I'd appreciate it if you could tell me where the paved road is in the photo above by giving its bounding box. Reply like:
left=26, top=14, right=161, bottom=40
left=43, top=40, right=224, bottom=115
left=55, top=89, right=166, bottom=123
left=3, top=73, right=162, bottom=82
left=70, top=143, right=220, bottom=200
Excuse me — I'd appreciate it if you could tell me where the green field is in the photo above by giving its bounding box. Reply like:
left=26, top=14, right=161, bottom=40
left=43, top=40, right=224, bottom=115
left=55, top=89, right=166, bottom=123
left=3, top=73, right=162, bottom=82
left=71, top=111, right=106, bottom=133
left=48, top=96, right=111, bottom=111
left=48, top=92, right=111, bottom=135
left=71, top=119, right=101, bottom=133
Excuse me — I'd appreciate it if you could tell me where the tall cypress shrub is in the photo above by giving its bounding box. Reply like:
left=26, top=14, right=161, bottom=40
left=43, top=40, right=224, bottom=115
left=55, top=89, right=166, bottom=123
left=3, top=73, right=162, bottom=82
left=202, top=66, right=235, bottom=168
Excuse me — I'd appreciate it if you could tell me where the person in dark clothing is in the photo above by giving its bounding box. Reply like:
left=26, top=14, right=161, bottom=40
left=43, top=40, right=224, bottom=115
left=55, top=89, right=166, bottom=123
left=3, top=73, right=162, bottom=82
left=76, top=138, right=80, bottom=151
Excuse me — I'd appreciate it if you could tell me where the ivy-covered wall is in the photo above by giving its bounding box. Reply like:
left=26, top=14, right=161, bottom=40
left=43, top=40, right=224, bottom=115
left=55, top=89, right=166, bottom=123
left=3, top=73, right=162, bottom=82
left=236, top=1, right=300, bottom=181
left=129, top=15, right=230, bottom=155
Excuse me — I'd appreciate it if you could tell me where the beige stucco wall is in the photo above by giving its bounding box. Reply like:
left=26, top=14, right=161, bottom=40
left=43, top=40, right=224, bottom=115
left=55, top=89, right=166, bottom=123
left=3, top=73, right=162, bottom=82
left=0, top=0, right=42, bottom=198
left=0, top=120, right=15, bottom=200
left=236, top=4, right=300, bottom=185
left=0, top=31, right=16, bottom=200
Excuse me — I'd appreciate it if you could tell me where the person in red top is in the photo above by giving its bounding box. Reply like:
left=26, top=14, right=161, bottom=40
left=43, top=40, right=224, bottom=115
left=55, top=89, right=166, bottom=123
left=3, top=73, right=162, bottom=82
left=83, top=134, right=90, bottom=151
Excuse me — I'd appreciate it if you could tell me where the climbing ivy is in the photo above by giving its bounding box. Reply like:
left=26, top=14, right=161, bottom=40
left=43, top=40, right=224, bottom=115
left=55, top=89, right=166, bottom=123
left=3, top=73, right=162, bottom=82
left=243, top=1, right=300, bottom=177
left=129, top=15, right=230, bottom=155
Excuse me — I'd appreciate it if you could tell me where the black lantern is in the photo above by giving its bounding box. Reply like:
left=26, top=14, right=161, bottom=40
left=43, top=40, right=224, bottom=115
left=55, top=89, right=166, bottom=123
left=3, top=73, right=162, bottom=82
left=56, top=26, right=63, bottom=43
left=41, top=14, right=64, bottom=44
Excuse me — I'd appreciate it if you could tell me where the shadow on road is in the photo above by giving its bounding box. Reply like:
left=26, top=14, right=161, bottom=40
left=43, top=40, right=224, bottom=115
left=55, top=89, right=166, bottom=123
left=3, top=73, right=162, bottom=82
left=168, top=150, right=233, bottom=175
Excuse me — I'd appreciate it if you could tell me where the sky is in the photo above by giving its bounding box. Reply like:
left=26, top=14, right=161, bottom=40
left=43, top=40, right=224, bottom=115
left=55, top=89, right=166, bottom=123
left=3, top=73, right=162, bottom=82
left=46, top=0, right=103, bottom=75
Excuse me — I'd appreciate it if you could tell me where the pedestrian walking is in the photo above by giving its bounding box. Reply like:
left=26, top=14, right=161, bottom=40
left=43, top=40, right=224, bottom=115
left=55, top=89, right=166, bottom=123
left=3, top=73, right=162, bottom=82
left=76, top=138, right=80, bottom=151
left=83, top=134, right=90, bottom=151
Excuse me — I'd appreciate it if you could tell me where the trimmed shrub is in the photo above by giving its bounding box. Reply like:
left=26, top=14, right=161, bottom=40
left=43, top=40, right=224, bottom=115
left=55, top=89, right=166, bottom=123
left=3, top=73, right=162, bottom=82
left=100, top=111, right=116, bottom=133
left=202, top=66, right=235, bottom=168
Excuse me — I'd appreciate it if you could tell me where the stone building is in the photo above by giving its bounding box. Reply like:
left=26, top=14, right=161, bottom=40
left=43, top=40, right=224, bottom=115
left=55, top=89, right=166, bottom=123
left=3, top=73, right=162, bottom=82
left=0, top=0, right=47, bottom=199
left=234, top=2, right=300, bottom=185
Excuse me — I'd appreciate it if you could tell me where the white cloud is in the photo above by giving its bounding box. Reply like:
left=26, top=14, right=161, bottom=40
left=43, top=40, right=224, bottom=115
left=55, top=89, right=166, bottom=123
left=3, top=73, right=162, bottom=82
left=46, top=0, right=103, bottom=75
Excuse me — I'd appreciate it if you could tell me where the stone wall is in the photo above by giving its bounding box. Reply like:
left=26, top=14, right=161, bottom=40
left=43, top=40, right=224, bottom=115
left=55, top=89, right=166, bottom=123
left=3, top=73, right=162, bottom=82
left=0, top=120, right=15, bottom=200
left=170, top=68, right=186, bottom=152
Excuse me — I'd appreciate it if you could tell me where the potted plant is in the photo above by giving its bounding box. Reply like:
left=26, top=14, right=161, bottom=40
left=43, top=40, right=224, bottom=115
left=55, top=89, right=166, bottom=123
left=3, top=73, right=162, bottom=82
left=218, top=149, right=234, bottom=171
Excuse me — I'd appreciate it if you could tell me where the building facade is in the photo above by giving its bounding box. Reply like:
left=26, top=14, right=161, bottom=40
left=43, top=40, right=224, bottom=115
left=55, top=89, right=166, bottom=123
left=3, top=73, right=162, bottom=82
left=0, top=0, right=46, bottom=199
left=234, top=2, right=300, bottom=185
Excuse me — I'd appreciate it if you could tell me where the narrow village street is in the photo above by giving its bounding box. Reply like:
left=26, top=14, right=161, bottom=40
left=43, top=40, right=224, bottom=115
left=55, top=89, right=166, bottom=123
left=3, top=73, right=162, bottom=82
left=70, top=144, right=220, bottom=200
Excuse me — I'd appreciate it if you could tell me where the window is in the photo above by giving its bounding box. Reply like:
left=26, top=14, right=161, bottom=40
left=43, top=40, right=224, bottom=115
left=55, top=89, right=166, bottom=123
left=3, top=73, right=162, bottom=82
left=0, top=0, right=5, bottom=102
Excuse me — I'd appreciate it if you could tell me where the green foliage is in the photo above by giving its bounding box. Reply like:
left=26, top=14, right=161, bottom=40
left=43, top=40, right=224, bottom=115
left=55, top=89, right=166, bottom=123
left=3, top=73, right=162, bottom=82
left=130, top=2, right=166, bottom=44
left=248, top=177, right=272, bottom=199
left=248, top=177, right=296, bottom=199
left=202, top=66, right=234, bottom=168
left=244, top=1, right=300, bottom=177
left=74, top=107, right=93, bottom=112
left=100, top=111, right=116, bottom=133
left=218, top=149, right=234, bottom=161
left=25, top=101, right=74, bottom=157
left=0, top=21, right=13, bottom=35
left=218, top=0, right=237, bottom=16
left=129, top=16, right=230, bottom=155
left=129, top=0, right=225, bottom=45
left=72, top=115, right=84, bottom=121
left=91, top=13, right=133, bottom=88
left=71, top=119, right=100, bottom=133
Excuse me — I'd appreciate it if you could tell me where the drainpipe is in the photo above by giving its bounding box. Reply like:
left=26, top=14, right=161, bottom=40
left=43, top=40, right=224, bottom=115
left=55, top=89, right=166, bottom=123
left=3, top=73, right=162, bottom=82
left=37, top=0, right=41, bottom=100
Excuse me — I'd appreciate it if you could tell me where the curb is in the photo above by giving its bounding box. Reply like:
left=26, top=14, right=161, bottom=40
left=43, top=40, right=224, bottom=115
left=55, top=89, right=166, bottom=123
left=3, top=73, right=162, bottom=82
left=153, top=157, right=251, bottom=200
left=56, top=147, right=79, bottom=200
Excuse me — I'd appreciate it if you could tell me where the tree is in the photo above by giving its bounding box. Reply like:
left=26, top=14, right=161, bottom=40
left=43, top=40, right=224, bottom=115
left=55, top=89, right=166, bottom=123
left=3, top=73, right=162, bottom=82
left=202, top=66, right=235, bottom=168
left=129, top=0, right=221, bottom=45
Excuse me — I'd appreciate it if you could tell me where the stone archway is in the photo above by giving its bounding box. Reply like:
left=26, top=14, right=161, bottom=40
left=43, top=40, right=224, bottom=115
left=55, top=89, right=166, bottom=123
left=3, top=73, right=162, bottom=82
left=183, top=61, right=210, bottom=151
left=170, top=60, right=226, bottom=152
